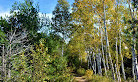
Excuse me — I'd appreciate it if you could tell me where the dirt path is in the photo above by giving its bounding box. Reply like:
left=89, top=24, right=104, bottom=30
left=74, top=76, right=88, bottom=82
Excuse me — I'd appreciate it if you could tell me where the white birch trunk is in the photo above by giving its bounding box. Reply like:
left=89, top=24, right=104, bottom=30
left=132, top=35, right=137, bottom=81
left=93, top=52, right=96, bottom=74
left=128, top=0, right=138, bottom=81
left=62, top=44, right=64, bottom=56
left=119, top=30, right=126, bottom=80
left=103, top=0, right=109, bottom=70
left=115, top=64, right=118, bottom=81
left=88, top=51, right=93, bottom=69
left=107, top=36, right=116, bottom=80
left=103, top=0, right=115, bottom=79
left=101, top=28, right=107, bottom=76
left=2, top=44, right=6, bottom=79
left=116, top=38, right=121, bottom=81
left=8, top=41, right=11, bottom=78
left=88, top=51, right=90, bottom=69
left=116, top=38, right=119, bottom=81
left=99, top=52, right=102, bottom=75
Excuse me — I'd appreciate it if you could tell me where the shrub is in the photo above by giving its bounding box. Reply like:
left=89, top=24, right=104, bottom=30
left=106, top=70, right=113, bottom=78
left=10, top=39, right=73, bottom=82
left=89, top=74, right=113, bottom=82
left=77, top=68, right=86, bottom=76
left=85, top=69, right=93, bottom=79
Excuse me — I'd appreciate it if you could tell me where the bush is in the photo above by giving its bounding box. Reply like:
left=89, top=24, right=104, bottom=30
left=106, top=70, right=113, bottom=78
left=89, top=74, right=113, bottom=82
left=77, top=68, right=86, bottom=76
left=85, top=69, right=93, bottom=79
left=10, top=39, right=73, bottom=82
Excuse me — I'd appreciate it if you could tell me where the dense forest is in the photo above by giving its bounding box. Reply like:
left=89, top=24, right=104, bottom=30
left=0, top=0, right=138, bottom=81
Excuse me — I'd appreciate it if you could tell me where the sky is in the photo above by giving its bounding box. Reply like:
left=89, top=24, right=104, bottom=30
left=0, top=0, right=74, bottom=18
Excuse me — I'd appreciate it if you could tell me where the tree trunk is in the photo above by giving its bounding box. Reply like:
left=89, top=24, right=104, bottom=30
left=115, top=64, right=118, bottom=81
left=8, top=42, right=11, bottom=78
left=103, top=0, right=109, bottom=70
left=98, top=50, right=102, bottom=75
left=93, top=52, right=96, bottom=74
left=96, top=50, right=102, bottom=75
left=128, top=0, right=137, bottom=81
left=115, top=1, right=121, bottom=81
left=62, top=44, right=64, bottom=56
left=116, top=38, right=121, bottom=81
left=119, top=30, right=126, bottom=80
left=2, top=44, right=6, bottom=79
left=132, top=35, right=137, bottom=81
left=101, top=28, right=107, bottom=76
left=88, top=50, right=93, bottom=69
left=103, top=0, right=115, bottom=80
left=107, top=36, right=116, bottom=80
left=62, top=35, right=65, bottom=57
left=116, top=38, right=119, bottom=81
left=88, top=51, right=90, bottom=69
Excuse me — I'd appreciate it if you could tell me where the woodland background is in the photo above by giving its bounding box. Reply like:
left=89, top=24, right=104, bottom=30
left=0, top=0, right=138, bottom=81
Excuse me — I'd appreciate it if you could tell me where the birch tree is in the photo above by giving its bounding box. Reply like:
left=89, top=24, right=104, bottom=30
left=52, top=0, right=72, bottom=56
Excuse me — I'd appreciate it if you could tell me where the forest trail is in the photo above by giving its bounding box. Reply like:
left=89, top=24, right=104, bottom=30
left=74, top=76, right=88, bottom=82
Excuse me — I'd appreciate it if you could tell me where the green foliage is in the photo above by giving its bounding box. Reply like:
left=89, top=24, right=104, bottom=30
left=1, top=0, right=138, bottom=81
left=46, top=33, right=63, bottom=55
left=106, top=70, right=113, bottom=78
left=0, top=0, right=42, bottom=45
left=65, top=49, right=81, bottom=70
left=10, top=53, right=30, bottom=82
left=10, top=0, right=40, bottom=34
left=47, top=56, right=73, bottom=81
left=0, top=29, right=6, bottom=44
left=0, top=17, right=11, bottom=33
left=9, top=39, right=72, bottom=81
left=77, top=68, right=86, bottom=76
left=0, top=17, right=8, bottom=45
left=52, top=0, right=72, bottom=40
